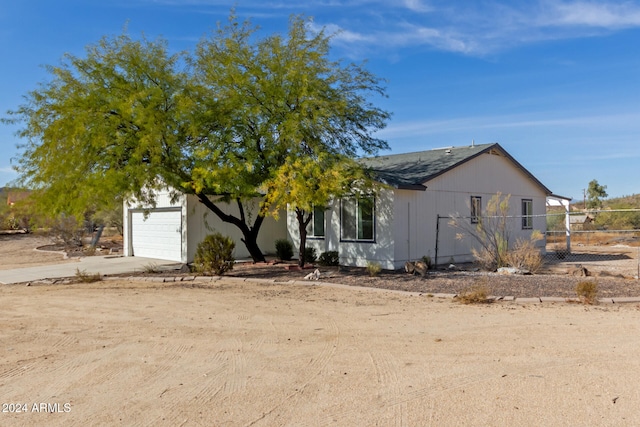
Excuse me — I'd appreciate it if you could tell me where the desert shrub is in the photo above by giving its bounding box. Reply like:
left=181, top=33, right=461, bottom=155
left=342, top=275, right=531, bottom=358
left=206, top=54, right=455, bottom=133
left=304, top=247, right=317, bottom=263
left=366, top=261, right=382, bottom=277
left=49, top=215, right=84, bottom=248
left=421, top=255, right=432, bottom=269
left=75, top=268, right=102, bottom=283
left=193, top=233, right=235, bottom=275
left=456, top=284, right=492, bottom=304
left=503, top=231, right=544, bottom=273
left=275, top=239, right=294, bottom=261
left=318, top=251, right=339, bottom=266
left=450, top=193, right=510, bottom=270
left=470, top=248, right=496, bottom=271
left=143, top=262, right=162, bottom=273
left=576, top=281, right=598, bottom=304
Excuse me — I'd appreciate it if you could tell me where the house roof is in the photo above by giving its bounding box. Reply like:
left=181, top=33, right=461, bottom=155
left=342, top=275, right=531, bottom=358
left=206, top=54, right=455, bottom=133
left=360, top=142, right=552, bottom=194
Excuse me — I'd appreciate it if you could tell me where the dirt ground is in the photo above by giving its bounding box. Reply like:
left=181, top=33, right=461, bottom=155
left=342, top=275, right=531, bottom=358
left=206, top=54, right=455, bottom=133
left=3, top=234, right=640, bottom=426
left=0, top=233, right=75, bottom=270
left=2, top=279, right=640, bottom=426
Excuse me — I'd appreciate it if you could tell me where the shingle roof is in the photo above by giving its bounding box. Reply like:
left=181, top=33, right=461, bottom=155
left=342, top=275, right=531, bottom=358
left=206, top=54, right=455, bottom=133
left=360, top=143, right=551, bottom=194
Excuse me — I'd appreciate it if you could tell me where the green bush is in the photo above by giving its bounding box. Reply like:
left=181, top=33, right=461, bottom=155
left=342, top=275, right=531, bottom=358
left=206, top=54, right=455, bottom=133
left=318, top=251, right=339, bottom=266
left=421, top=255, right=432, bottom=269
left=304, top=247, right=317, bottom=263
left=193, top=233, right=235, bottom=275
left=275, top=239, right=294, bottom=261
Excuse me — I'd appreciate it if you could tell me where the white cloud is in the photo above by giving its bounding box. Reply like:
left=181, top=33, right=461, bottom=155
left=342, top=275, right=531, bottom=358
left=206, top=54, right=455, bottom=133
left=137, top=0, right=640, bottom=55
left=544, top=1, right=640, bottom=28
left=312, top=1, right=640, bottom=56
left=379, top=111, right=640, bottom=139
left=401, top=0, right=433, bottom=13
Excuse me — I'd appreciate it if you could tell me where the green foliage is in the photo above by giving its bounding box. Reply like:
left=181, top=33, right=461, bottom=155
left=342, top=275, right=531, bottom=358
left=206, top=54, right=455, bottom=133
left=93, top=204, right=124, bottom=236
left=275, top=239, right=294, bottom=261
left=366, top=261, right=382, bottom=277
left=304, top=247, right=317, bottom=264
left=421, top=255, right=432, bottom=269
left=546, top=212, right=565, bottom=232
left=586, top=179, right=608, bottom=209
left=575, top=281, right=598, bottom=304
left=48, top=214, right=85, bottom=248
left=318, top=251, right=340, bottom=266
left=5, top=13, right=389, bottom=263
left=193, top=233, right=235, bottom=275
left=593, top=204, right=640, bottom=230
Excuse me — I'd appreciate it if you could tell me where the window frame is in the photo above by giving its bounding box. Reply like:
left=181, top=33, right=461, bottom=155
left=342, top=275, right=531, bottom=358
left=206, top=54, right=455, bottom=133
left=470, top=196, right=482, bottom=224
left=307, top=206, right=326, bottom=239
left=340, top=195, right=376, bottom=242
left=522, top=199, right=533, bottom=229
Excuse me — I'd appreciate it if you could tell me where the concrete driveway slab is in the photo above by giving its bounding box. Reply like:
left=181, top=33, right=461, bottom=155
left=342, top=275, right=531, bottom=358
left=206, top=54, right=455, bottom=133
left=0, top=256, right=182, bottom=284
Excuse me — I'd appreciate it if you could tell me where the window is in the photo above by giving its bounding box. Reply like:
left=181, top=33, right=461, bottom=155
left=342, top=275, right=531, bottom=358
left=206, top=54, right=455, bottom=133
left=522, top=199, right=533, bottom=229
left=307, top=206, right=325, bottom=238
left=341, top=196, right=375, bottom=241
left=470, top=196, right=482, bottom=223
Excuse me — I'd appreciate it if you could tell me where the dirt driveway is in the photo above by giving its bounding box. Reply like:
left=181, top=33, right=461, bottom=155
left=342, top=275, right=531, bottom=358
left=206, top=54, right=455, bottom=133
left=2, top=279, right=640, bottom=426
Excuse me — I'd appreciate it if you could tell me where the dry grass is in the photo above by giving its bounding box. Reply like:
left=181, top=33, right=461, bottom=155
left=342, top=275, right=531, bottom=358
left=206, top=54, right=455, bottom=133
left=74, top=268, right=102, bottom=283
left=575, top=280, right=598, bottom=304
left=455, top=283, right=492, bottom=304
left=503, top=238, right=544, bottom=273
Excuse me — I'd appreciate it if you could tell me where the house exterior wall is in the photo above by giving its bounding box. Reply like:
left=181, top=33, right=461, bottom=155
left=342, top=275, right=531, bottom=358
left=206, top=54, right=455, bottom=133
left=399, top=151, right=548, bottom=266
left=124, top=188, right=287, bottom=263
left=287, top=150, right=549, bottom=270
left=185, top=195, right=287, bottom=261
left=286, top=189, right=396, bottom=270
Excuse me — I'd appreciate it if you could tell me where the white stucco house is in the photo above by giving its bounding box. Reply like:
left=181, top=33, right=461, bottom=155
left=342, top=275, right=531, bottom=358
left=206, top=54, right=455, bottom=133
left=123, top=190, right=287, bottom=263
left=287, top=143, right=555, bottom=270
left=124, top=143, right=557, bottom=269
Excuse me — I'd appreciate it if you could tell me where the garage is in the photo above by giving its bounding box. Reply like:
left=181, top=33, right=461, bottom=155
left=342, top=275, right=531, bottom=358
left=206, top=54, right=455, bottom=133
left=130, top=209, right=183, bottom=262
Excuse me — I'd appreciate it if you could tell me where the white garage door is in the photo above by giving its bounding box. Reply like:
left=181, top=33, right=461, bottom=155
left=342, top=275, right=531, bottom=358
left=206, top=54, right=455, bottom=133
left=131, top=210, right=183, bottom=262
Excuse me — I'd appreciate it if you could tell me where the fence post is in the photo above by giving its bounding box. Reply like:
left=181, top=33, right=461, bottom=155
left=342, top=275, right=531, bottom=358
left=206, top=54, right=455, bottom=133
left=563, top=200, right=571, bottom=254
left=435, top=215, right=441, bottom=267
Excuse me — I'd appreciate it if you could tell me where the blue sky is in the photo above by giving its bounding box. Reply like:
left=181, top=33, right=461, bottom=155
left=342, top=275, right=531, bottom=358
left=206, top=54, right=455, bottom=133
left=1, top=1, right=639, bottom=201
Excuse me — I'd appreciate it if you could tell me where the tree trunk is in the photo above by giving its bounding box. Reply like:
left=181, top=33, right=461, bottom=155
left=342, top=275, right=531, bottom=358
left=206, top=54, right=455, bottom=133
left=196, top=193, right=266, bottom=263
left=296, top=208, right=313, bottom=268
left=90, top=224, right=105, bottom=248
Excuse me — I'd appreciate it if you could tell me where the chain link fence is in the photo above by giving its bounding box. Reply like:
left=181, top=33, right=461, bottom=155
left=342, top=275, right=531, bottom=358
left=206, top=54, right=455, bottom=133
left=437, top=209, right=640, bottom=279
left=546, top=209, right=640, bottom=279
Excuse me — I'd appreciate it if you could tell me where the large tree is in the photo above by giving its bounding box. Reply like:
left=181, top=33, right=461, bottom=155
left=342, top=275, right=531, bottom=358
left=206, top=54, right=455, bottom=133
left=264, top=153, right=373, bottom=267
left=5, top=14, right=390, bottom=262
left=586, top=179, right=608, bottom=210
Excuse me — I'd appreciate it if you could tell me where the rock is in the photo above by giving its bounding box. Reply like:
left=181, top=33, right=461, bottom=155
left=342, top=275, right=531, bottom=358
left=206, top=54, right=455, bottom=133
left=304, top=269, right=321, bottom=280
left=497, top=267, right=530, bottom=275
left=404, top=261, right=415, bottom=274
left=569, top=265, right=590, bottom=277
left=414, top=261, right=428, bottom=277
